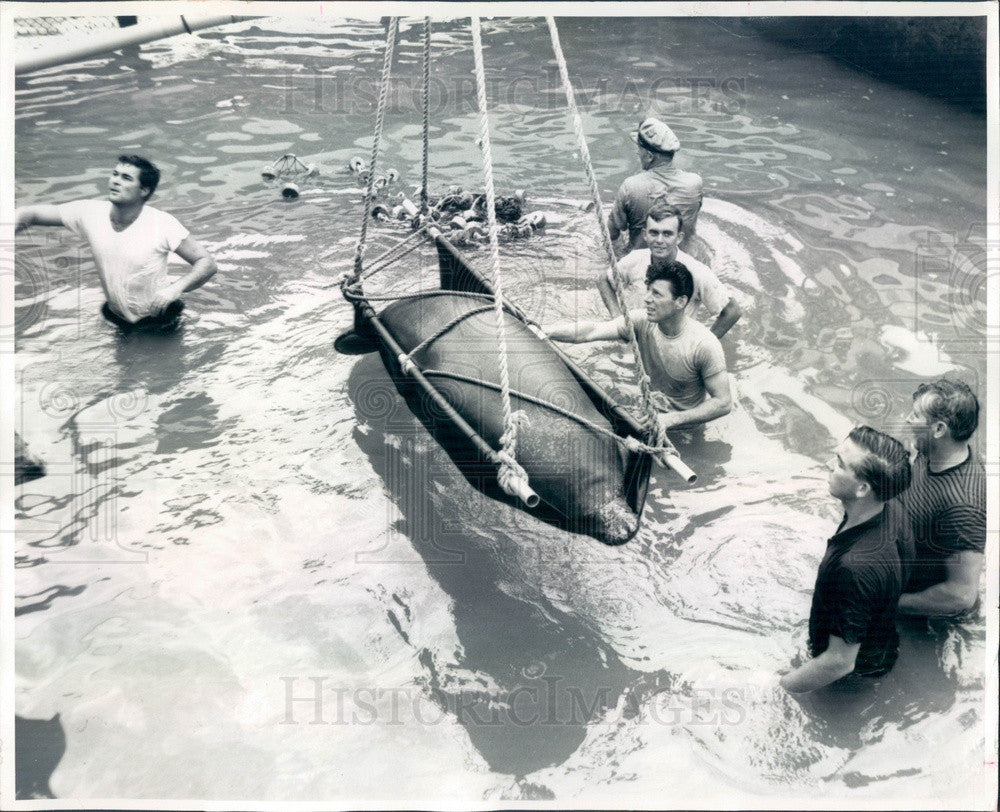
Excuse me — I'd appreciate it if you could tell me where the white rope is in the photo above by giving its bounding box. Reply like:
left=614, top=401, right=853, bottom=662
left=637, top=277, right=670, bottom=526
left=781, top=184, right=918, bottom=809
left=545, top=16, right=674, bottom=454
left=352, top=17, right=399, bottom=278
left=421, top=18, right=431, bottom=213
left=470, top=17, right=530, bottom=493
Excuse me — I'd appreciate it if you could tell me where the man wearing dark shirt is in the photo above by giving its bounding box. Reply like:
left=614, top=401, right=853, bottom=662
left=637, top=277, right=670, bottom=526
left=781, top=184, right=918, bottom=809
left=898, top=378, right=985, bottom=617
left=781, top=426, right=912, bottom=693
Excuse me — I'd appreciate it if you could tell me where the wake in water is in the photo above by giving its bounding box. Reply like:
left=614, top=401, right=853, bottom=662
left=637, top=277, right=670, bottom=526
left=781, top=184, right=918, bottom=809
left=342, top=194, right=986, bottom=800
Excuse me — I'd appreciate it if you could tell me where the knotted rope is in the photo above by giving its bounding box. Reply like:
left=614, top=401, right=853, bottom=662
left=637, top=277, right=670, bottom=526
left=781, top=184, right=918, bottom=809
left=351, top=17, right=399, bottom=281
left=470, top=17, right=531, bottom=499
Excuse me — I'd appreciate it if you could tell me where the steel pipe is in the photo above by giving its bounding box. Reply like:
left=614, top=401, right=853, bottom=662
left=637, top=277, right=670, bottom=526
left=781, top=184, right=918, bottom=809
left=16, top=15, right=256, bottom=75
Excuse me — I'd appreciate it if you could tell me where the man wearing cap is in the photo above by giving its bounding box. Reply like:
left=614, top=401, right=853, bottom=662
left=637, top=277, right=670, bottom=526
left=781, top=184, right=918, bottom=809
left=608, top=117, right=703, bottom=253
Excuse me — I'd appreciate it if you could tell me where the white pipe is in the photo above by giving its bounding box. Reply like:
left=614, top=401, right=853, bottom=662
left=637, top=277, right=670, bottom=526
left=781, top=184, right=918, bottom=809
left=500, top=470, right=541, bottom=508
left=659, top=452, right=697, bottom=483
left=16, top=15, right=255, bottom=75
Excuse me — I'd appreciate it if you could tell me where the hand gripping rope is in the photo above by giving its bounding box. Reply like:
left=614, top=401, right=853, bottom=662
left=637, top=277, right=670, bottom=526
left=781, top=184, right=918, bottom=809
left=344, top=18, right=694, bottom=494
left=545, top=17, right=684, bottom=472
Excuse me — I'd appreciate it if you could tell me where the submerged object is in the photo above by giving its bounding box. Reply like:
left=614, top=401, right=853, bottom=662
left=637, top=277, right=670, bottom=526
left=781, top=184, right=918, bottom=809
left=14, top=432, right=45, bottom=485
left=262, top=153, right=317, bottom=181
left=262, top=154, right=318, bottom=199
left=337, top=231, right=652, bottom=544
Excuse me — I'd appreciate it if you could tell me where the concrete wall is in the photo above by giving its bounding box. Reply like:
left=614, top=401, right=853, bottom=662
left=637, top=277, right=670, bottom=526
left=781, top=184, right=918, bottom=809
left=744, top=17, right=987, bottom=113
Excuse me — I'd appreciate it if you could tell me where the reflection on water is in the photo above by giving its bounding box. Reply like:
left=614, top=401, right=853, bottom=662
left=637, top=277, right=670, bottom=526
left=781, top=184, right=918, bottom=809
left=13, top=14, right=988, bottom=805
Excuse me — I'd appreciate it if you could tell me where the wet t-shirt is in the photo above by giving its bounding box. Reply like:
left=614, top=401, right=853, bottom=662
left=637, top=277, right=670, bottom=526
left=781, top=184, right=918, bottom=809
left=808, top=501, right=908, bottom=677
left=898, top=450, right=986, bottom=593
left=609, top=164, right=703, bottom=250
left=58, top=199, right=189, bottom=322
left=615, top=315, right=726, bottom=411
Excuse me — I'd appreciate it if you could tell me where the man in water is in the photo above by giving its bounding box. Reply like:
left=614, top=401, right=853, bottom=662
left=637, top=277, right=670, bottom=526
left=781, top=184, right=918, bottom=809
left=598, top=201, right=741, bottom=338
left=15, top=155, right=216, bottom=327
left=897, top=378, right=985, bottom=618
left=781, top=426, right=912, bottom=693
left=608, top=116, right=703, bottom=252
left=542, top=259, right=731, bottom=433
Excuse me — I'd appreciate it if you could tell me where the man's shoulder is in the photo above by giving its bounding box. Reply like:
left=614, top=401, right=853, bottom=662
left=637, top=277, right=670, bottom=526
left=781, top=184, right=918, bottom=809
left=618, top=171, right=651, bottom=193
left=56, top=199, right=107, bottom=228
left=59, top=198, right=106, bottom=214
left=676, top=249, right=714, bottom=278
left=957, top=451, right=987, bottom=484
left=839, top=532, right=901, bottom=583
left=650, top=164, right=703, bottom=189
left=845, top=508, right=905, bottom=561
left=680, top=317, right=726, bottom=368
left=618, top=249, right=651, bottom=274
left=912, top=451, right=986, bottom=500
left=682, top=316, right=722, bottom=346
left=140, top=204, right=188, bottom=233
left=141, top=204, right=174, bottom=221
left=839, top=543, right=899, bottom=580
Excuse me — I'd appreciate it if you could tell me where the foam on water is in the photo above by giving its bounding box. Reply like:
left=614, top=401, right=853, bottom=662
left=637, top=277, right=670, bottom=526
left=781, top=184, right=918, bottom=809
left=879, top=324, right=960, bottom=376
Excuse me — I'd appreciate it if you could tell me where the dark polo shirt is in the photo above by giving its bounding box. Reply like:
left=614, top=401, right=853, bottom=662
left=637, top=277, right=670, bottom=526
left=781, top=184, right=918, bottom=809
left=808, top=500, right=908, bottom=677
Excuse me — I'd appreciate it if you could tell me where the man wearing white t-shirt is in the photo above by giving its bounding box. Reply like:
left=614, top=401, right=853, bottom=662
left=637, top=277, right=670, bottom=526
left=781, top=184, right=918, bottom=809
left=598, top=201, right=741, bottom=339
left=15, top=155, right=216, bottom=327
left=544, top=259, right=732, bottom=434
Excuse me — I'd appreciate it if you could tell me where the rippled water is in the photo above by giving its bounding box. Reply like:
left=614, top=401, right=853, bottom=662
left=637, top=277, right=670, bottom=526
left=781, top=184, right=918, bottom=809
left=13, top=16, right=990, bottom=805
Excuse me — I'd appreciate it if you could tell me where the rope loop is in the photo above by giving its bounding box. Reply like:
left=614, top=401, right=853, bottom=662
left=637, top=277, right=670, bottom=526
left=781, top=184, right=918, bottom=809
left=470, top=16, right=524, bottom=488
left=496, top=450, right=534, bottom=504
left=397, top=354, right=417, bottom=376
left=622, top=436, right=644, bottom=454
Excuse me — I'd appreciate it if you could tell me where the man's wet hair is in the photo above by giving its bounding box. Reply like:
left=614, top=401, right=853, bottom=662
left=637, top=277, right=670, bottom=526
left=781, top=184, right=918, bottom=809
left=847, top=425, right=912, bottom=502
left=913, top=378, right=979, bottom=442
left=645, top=199, right=684, bottom=232
left=117, top=155, right=160, bottom=198
left=646, top=258, right=694, bottom=302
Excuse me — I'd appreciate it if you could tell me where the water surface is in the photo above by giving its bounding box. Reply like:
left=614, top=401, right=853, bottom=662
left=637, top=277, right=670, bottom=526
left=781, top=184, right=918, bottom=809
left=13, top=15, right=989, bottom=806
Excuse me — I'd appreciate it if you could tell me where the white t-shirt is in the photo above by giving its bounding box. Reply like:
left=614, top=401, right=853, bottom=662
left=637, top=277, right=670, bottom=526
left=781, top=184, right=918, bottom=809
left=58, top=200, right=189, bottom=322
left=607, top=248, right=729, bottom=321
left=615, top=313, right=727, bottom=411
